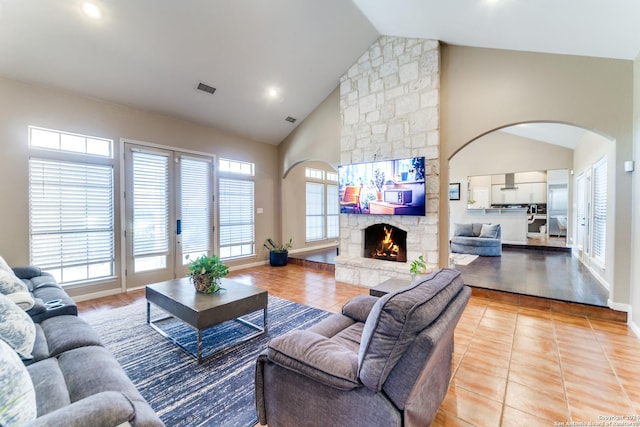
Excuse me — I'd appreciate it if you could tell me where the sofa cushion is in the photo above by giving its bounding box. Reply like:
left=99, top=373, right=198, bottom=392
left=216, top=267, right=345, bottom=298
left=0, top=269, right=29, bottom=295
left=479, top=223, right=500, bottom=238
left=267, top=330, right=360, bottom=390
left=28, top=315, right=104, bottom=364
left=357, top=268, right=464, bottom=392
left=27, top=357, right=72, bottom=415
left=0, top=339, right=37, bottom=426
left=453, top=223, right=473, bottom=237
left=0, top=293, right=36, bottom=359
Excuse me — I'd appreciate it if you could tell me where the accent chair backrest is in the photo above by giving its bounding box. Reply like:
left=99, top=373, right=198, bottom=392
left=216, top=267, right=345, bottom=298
left=356, top=268, right=465, bottom=392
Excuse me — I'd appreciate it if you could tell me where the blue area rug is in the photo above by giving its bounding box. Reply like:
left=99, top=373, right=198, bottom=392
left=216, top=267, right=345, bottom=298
left=82, top=296, right=331, bottom=427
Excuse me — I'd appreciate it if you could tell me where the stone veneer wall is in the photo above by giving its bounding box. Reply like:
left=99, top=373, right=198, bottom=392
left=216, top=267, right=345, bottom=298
left=335, top=36, right=440, bottom=287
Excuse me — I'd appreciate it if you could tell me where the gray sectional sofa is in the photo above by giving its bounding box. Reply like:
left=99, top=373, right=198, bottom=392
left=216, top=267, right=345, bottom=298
left=0, top=261, right=164, bottom=427
left=450, top=222, right=502, bottom=256
left=13, top=266, right=78, bottom=323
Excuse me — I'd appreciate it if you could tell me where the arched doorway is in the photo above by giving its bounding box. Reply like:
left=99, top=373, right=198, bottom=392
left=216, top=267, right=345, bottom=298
left=448, top=122, right=614, bottom=307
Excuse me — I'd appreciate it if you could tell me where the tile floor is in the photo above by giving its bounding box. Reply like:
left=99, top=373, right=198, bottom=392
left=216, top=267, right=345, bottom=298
left=77, top=264, right=640, bottom=426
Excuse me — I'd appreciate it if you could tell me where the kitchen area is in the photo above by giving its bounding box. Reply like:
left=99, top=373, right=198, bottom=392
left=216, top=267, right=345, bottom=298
left=458, top=169, right=569, bottom=246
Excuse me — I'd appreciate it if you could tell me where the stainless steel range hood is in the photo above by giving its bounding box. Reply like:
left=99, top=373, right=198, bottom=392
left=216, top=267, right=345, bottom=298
left=500, top=173, right=518, bottom=190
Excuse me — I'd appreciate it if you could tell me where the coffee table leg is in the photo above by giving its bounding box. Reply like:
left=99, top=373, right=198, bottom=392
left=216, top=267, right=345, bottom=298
left=146, top=301, right=150, bottom=324
left=197, top=330, right=203, bottom=364
left=263, top=307, right=268, bottom=333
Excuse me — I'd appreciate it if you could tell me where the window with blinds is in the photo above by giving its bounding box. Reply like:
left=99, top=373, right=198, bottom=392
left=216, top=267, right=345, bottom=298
left=305, top=167, right=339, bottom=242
left=180, top=156, right=211, bottom=264
left=592, top=158, right=607, bottom=264
left=306, top=182, right=325, bottom=241
left=327, top=184, right=339, bottom=238
left=29, top=128, right=114, bottom=285
left=131, top=151, right=169, bottom=272
left=219, top=177, right=255, bottom=259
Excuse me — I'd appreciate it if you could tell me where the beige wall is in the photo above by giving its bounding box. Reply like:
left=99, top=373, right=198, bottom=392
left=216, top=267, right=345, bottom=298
left=0, top=76, right=279, bottom=298
left=281, top=160, right=338, bottom=252
left=276, top=86, right=341, bottom=246
left=440, top=45, right=634, bottom=308
left=279, top=86, right=341, bottom=176
left=632, top=52, right=640, bottom=333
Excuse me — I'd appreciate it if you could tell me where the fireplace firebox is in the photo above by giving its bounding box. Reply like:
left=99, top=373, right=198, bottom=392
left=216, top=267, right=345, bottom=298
left=364, top=224, right=407, bottom=262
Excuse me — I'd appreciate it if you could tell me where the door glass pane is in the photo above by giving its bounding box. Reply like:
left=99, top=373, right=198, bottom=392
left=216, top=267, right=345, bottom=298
left=180, top=156, right=211, bottom=264
left=132, top=151, right=169, bottom=272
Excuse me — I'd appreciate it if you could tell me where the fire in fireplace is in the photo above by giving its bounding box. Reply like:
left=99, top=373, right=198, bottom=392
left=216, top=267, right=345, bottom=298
left=364, top=224, right=407, bottom=262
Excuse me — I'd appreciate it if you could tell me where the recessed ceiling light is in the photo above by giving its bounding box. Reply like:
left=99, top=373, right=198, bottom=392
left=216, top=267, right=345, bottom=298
left=82, top=2, right=102, bottom=19
left=268, top=88, right=279, bottom=98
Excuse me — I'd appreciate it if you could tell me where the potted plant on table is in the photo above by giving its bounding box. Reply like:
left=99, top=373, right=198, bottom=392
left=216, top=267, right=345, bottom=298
left=186, top=254, right=229, bottom=293
left=264, top=238, right=293, bottom=267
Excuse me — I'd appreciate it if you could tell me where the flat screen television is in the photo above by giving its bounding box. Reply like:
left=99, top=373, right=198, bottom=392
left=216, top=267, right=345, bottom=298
left=338, top=156, right=425, bottom=216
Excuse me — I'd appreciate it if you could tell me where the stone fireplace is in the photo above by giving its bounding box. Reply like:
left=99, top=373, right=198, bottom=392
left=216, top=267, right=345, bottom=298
left=364, top=224, right=407, bottom=263
left=335, top=36, right=440, bottom=287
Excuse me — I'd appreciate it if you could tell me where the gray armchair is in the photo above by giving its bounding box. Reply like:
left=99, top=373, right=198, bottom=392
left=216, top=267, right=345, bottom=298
left=255, top=268, right=471, bottom=427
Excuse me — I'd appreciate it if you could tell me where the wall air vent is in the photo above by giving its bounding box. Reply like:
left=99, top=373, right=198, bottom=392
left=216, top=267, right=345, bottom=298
left=285, top=116, right=297, bottom=123
left=501, top=173, right=518, bottom=190
left=196, top=82, right=216, bottom=95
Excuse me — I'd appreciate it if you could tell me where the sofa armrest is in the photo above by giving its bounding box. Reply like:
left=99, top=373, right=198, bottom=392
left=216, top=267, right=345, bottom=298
left=266, top=330, right=360, bottom=391
left=341, top=295, right=379, bottom=323
left=12, top=266, right=44, bottom=280
left=25, top=391, right=136, bottom=427
left=27, top=298, right=47, bottom=317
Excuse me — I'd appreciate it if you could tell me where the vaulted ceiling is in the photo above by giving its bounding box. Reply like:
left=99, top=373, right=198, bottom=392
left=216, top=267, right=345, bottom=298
left=1, top=0, right=638, bottom=145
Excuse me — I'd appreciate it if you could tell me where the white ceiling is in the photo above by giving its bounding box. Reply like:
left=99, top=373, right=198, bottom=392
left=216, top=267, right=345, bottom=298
left=499, top=123, right=589, bottom=149
left=1, top=0, right=639, bottom=145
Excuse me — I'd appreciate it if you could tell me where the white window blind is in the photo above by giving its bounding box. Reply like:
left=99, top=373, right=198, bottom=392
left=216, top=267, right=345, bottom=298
left=180, top=156, right=211, bottom=264
left=327, top=184, right=339, bottom=238
left=219, top=178, right=255, bottom=259
left=29, top=158, right=114, bottom=284
left=306, top=182, right=325, bottom=241
left=132, top=151, right=169, bottom=258
left=592, top=158, right=607, bottom=264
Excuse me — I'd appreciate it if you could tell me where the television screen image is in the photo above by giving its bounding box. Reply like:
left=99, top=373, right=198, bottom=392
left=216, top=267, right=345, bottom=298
left=338, top=156, right=426, bottom=216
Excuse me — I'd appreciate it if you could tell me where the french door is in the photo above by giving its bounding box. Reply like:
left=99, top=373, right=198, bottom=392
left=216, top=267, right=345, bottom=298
left=124, top=143, right=214, bottom=289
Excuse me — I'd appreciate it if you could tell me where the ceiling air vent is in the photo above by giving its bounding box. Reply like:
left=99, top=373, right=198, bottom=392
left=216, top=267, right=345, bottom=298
left=285, top=116, right=297, bottom=123
left=196, top=82, right=216, bottom=95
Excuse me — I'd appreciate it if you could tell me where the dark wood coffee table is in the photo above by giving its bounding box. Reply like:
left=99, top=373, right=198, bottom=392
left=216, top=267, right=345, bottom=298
left=146, top=277, right=268, bottom=363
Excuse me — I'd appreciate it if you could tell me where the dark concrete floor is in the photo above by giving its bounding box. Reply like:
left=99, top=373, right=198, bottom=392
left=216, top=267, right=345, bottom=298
left=291, top=246, right=609, bottom=307
left=454, top=247, right=609, bottom=307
